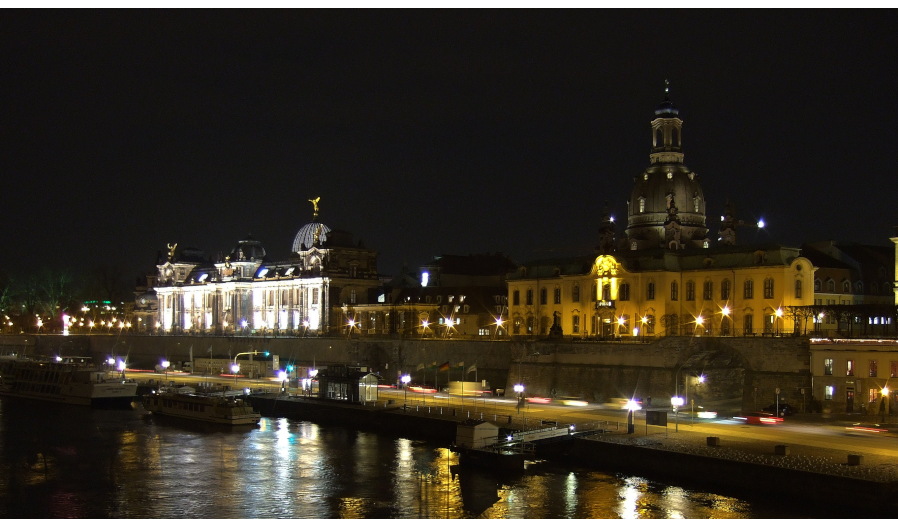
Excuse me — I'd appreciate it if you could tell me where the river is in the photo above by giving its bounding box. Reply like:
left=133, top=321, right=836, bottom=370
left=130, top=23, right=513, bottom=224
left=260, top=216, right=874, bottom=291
left=0, top=396, right=809, bottom=519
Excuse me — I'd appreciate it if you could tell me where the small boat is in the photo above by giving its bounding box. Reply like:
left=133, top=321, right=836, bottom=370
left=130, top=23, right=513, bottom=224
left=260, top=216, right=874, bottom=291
left=0, top=354, right=138, bottom=407
left=143, top=390, right=262, bottom=426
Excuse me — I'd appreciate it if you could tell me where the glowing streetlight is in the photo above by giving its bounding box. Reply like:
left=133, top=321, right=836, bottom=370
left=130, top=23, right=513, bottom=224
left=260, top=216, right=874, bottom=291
left=401, top=373, right=411, bottom=407
left=694, top=315, right=704, bottom=336
left=514, top=383, right=525, bottom=414
left=625, top=398, right=641, bottom=434
left=883, top=387, right=891, bottom=423
left=671, top=396, right=685, bottom=431
left=161, top=360, right=170, bottom=384
left=775, top=308, right=783, bottom=335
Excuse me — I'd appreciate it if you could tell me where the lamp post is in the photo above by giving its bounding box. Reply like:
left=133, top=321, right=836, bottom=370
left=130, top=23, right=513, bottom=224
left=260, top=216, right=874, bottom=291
left=882, top=387, right=890, bottom=423
left=625, top=399, right=640, bottom=434
left=640, top=316, right=648, bottom=342
left=494, top=317, right=504, bottom=340
left=514, top=383, right=525, bottom=418
left=401, top=374, right=411, bottom=408
left=721, top=306, right=731, bottom=336
left=671, top=396, right=684, bottom=432
left=775, top=308, right=783, bottom=336
left=694, top=315, right=704, bottom=337
left=161, top=360, right=170, bottom=385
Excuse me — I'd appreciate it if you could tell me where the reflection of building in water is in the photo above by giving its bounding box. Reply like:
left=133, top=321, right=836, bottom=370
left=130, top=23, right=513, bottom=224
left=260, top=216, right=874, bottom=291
left=507, top=84, right=816, bottom=338
left=139, top=198, right=381, bottom=336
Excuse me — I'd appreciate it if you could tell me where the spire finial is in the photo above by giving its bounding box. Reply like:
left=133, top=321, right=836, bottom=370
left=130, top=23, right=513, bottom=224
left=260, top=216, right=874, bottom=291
left=664, top=79, right=670, bottom=96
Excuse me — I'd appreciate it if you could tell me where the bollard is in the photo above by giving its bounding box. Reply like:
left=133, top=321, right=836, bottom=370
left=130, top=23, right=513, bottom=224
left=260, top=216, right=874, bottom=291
left=706, top=436, right=720, bottom=446
left=774, top=445, right=790, bottom=456
left=848, top=454, right=864, bottom=466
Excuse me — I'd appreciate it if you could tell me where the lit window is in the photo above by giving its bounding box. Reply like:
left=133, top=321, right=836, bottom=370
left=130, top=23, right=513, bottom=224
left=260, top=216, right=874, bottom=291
left=825, top=386, right=834, bottom=401
left=847, top=360, right=854, bottom=376
left=869, top=360, right=878, bottom=378
left=824, top=358, right=833, bottom=375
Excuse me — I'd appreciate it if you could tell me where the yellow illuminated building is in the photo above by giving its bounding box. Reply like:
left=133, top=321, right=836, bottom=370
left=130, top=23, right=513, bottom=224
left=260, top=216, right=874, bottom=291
left=507, top=83, right=815, bottom=338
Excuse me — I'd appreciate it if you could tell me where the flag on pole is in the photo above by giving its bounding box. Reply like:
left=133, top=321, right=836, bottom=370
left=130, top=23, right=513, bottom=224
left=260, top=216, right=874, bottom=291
left=457, top=361, right=464, bottom=368
left=439, top=361, right=450, bottom=372
left=466, top=363, right=477, bottom=375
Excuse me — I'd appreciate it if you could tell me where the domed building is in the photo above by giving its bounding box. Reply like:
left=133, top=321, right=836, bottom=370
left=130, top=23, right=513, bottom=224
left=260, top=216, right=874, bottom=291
left=148, top=198, right=381, bottom=336
left=506, top=83, right=815, bottom=339
left=626, top=82, right=709, bottom=251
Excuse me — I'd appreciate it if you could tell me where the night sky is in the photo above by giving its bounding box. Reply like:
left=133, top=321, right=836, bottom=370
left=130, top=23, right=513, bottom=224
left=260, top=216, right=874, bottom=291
left=2, top=10, right=896, bottom=286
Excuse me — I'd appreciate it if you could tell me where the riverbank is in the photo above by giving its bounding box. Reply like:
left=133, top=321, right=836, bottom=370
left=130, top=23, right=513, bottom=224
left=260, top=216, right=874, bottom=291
left=248, top=391, right=898, bottom=516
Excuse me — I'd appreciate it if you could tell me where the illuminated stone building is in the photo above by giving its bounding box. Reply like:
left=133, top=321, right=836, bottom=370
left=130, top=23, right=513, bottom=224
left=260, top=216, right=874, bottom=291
left=507, top=86, right=815, bottom=338
left=148, top=199, right=381, bottom=336
left=345, top=253, right=515, bottom=338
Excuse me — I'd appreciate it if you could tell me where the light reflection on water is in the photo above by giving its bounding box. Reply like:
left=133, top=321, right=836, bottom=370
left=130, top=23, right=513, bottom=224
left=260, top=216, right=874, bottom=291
left=0, top=398, right=781, bottom=519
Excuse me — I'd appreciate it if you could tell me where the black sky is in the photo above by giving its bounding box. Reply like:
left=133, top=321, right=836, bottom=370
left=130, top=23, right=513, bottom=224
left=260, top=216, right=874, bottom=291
left=2, top=10, right=896, bottom=285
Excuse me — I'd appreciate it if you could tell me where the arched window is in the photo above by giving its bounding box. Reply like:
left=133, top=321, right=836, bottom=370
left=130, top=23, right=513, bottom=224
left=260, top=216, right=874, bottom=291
left=795, top=279, right=802, bottom=299
left=763, top=278, right=774, bottom=299
left=540, top=288, right=547, bottom=304
left=553, top=287, right=561, bottom=304
left=842, top=281, right=851, bottom=293
left=638, top=197, right=646, bottom=213
left=827, top=279, right=835, bottom=293
left=744, top=279, right=754, bottom=299
left=513, top=290, right=520, bottom=305
left=572, top=284, right=580, bottom=302
left=814, top=279, right=821, bottom=292
left=685, top=280, right=695, bottom=301
left=721, top=279, right=731, bottom=300
left=670, top=281, right=679, bottom=301
left=526, top=289, right=533, bottom=305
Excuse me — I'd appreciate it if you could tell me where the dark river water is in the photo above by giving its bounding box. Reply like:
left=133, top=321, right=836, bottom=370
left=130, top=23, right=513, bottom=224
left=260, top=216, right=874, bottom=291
left=0, top=397, right=811, bottom=519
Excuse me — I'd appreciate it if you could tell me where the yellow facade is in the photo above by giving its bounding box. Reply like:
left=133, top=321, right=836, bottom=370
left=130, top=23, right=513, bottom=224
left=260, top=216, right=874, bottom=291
left=507, top=248, right=815, bottom=338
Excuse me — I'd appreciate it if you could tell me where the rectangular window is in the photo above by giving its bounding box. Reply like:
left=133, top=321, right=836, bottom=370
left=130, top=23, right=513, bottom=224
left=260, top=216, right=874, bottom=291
left=869, top=360, right=878, bottom=378
left=572, top=285, right=580, bottom=302
left=513, top=290, right=520, bottom=305
left=846, top=359, right=854, bottom=376
left=764, top=278, right=774, bottom=299
left=744, top=279, right=754, bottom=299
left=554, top=288, right=561, bottom=304
left=743, top=314, right=753, bottom=334
left=312, top=288, right=319, bottom=304
left=540, top=288, right=547, bottom=304
left=619, top=283, right=630, bottom=301
left=647, top=282, right=655, bottom=300
left=670, top=281, right=678, bottom=301
left=795, top=279, right=802, bottom=299
left=825, top=386, right=834, bottom=401
left=526, top=289, right=533, bottom=305
left=869, top=389, right=879, bottom=404
left=721, top=279, right=730, bottom=300
left=824, top=358, right=833, bottom=375
left=703, top=281, right=713, bottom=300
left=686, top=281, right=695, bottom=301
left=572, top=315, right=580, bottom=333
left=891, top=361, right=898, bottom=378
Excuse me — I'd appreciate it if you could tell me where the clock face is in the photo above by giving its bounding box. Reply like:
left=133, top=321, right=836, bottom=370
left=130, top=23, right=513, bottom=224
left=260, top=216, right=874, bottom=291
left=139, top=298, right=147, bottom=306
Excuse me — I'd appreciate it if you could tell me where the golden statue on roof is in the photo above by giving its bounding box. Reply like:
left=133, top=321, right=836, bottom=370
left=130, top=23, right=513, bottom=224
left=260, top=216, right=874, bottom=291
left=309, top=196, right=321, bottom=219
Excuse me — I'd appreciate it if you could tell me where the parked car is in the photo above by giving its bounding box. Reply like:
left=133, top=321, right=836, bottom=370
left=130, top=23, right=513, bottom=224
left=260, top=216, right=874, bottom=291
left=735, top=411, right=783, bottom=425
left=763, top=403, right=795, bottom=417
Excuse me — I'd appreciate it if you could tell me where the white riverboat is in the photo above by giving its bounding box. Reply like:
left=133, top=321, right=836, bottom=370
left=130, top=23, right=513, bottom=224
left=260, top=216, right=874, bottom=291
left=143, top=389, right=262, bottom=426
left=0, top=354, right=138, bottom=407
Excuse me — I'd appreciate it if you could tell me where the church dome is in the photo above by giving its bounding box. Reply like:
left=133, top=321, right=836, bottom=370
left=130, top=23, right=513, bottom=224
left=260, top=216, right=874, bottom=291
left=292, top=222, right=331, bottom=253
left=230, top=237, right=266, bottom=261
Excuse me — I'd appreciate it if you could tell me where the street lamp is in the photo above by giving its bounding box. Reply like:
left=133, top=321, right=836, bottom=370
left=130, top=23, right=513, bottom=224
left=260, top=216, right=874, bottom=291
left=775, top=308, right=783, bottom=335
left=161, top=360, right=170, bottom=385
left=494, top=317, right=504, bottom=340
left=694, top=315, right=704, bottom=336
left=671, top=396, right=684, bottom=431
left=721, top=306, right=731, bottom=336
left=882, top=387, right=890, bottom=423
left=640, top=316, right=648, bottom=342
left=401, top=374, right=411, bottom=408
left=514, top=383, right=525, bottom=414
left=625, top=399, right=641, bottom=434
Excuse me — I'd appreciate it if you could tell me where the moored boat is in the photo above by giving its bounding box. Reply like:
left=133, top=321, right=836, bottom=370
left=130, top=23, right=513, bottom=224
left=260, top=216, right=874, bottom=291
left=143, top=390, right=262, bottom=426
left=0, top=354, right=138, bottom=407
